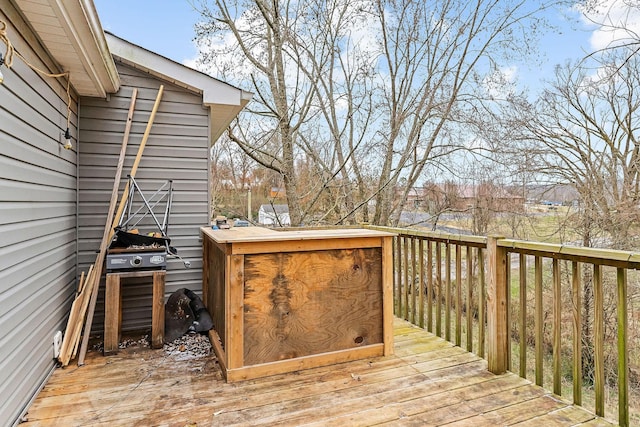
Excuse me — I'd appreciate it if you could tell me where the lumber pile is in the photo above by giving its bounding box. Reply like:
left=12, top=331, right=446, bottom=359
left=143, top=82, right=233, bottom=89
left=56, top=86, right=164, bottom=367
left=57, top=266, right=94, bottom=366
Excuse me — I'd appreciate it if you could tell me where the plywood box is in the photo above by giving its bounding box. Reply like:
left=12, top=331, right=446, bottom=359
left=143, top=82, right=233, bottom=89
left=201, top=226, right=395, bottom=382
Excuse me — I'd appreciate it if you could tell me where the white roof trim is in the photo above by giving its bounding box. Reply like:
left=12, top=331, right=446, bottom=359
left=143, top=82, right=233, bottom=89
left=14, top=0, right=120, bottom=96
left=74, top=0, right=120, bottom=93
left=105, top=33, right=252, bottom=107
left=63, top=0, right=120, bottom=95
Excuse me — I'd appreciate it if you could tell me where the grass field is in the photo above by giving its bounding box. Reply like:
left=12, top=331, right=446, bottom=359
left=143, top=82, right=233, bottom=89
left=434, top=204, right=580, bottom=244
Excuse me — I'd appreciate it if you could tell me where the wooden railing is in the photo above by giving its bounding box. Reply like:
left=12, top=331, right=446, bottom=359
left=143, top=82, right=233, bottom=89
left=365, top=225, right=636, bottom=427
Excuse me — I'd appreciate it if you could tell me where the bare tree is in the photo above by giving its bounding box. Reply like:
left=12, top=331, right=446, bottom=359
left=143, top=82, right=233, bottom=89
left=194, top=0, right=565, bottom=226
left=369, top=0, right=564, bottom=225
left=506, top=50, right=640, bottom=249
left=488, top=47, right=640, bottom=389
left=194, top=0, right=380, bottom=225
left=209, top=138, right=252, bottom=218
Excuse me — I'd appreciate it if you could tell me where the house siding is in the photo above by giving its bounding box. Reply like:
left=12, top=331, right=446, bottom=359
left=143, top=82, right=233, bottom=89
left=0, top=5, right=79, bottom=425
left=78, top=62, right=210, bottom=333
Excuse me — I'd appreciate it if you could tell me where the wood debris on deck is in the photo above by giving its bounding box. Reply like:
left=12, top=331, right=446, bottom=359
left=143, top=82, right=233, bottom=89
left=21, top=319, right=614, bottom=426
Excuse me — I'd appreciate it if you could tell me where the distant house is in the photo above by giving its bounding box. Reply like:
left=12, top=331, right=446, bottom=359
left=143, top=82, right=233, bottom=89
left=258, top=204, right=291, bottom=226
left=457, top=184, right=525, bottom=212
left=421, top=183, right=525, bottom=213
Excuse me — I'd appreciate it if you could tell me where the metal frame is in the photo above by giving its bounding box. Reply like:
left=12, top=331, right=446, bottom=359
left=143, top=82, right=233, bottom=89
left=117, top=175, right=173, bottom=236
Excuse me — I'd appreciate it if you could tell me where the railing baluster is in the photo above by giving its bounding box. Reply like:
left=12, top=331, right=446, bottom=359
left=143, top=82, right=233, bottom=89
left=436, top=241, right=442, bottom=338
left=403, top=236, right=409, bottom=321
left=427, top=240, right=433, bottom=333
left=478, top=248, right=485, bottom=358
left=572, top=261, right=582, bottom=406
left=394, top=236, right=401, bottom=316
left=418, top=239, right=425, bottom=329
left=618, top=267, right=629, bottom=427
left=519, top=253, right=527, bottom=379
left=410, top=237, right=417, bottom=324
left=466, top=245, right=473, bottom=353
left=535, top=256, right=543, bottom=387
left=507, top=251, right=511, bottom=371
left=445, top=242, right=452, bottom=342
left=456, top=244, right=462, bottom=347
left=553, top=258, right=561, bottom=396
left=594, top=264, right=604, bottom=417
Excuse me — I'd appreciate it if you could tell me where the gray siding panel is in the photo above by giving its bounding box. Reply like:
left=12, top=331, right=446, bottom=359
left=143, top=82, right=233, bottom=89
left=0, top=155, right=75, bottom=188
left=79, top=154, right=208, bottom=171
left=80, top=130, right=208, bottom=148
left=78, top=166, right=207, bottom=181
left=78, top=62, right=209, bottom=334
left=81, top=119, right=209, bottom=137
left=0, top=202, right=76, bottom=224
left=0, top=6, right=79, bottom=424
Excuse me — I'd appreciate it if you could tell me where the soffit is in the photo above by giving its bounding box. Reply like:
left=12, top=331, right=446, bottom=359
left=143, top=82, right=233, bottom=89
left=15, top=0, right=119, bottom=97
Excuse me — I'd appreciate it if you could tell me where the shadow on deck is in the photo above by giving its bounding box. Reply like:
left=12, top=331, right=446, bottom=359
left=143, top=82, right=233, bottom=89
left=22, top=318, right=613, bottom=426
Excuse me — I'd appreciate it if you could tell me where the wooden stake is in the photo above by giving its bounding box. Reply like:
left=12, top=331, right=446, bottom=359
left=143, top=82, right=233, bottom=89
left=77, top=88, right=144, bottom=365
left=58, top=264, right=93, bottom=366
left=71, top=270, right=95, bottom=360
left=109, top=85, right=165, bottom=241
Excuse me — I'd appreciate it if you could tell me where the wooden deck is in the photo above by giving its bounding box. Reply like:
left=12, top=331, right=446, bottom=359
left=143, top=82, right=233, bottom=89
left=23, top=319, right=614, bottom=426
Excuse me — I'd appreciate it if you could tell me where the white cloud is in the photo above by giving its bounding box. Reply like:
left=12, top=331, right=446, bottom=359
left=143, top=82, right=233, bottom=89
left=576, top=0, right=640, bottom=50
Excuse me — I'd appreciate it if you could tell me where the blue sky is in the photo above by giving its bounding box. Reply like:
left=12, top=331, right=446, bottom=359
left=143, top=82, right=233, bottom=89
left=93, top=1, right=618, bottom=93
left=94, top=0, right=202, bottom=64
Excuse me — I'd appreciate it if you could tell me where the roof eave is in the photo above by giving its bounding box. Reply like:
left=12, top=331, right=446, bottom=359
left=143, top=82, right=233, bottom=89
left=14, top=0, right=120, bottom=97
left=105, top=32, right=252, bottom=143
left=75, top=0, right=120, bottom=94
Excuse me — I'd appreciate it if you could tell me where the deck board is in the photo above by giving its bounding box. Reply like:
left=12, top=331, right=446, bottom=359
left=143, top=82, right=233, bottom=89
left=22, top=318, right=614, bottom=426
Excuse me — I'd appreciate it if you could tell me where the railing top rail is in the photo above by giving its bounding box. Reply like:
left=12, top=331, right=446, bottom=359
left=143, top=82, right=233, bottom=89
left=364, top=224, right=640, bottom=269
left=363, top=225, right=487, bottom=247
left=499, top=238, right=640, bottom=269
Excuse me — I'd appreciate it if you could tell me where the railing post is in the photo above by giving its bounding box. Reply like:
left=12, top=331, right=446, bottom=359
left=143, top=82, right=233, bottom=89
left=618, top=267, right=629, bottom=427
left=487, top=235, right=508, bottom=374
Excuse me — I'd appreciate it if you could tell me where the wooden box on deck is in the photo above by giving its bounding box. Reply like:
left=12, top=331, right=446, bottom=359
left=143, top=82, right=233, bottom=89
left=200, top=226, right=395, bottom=382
